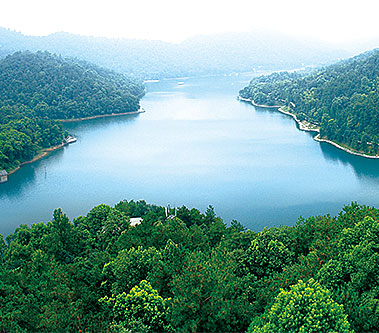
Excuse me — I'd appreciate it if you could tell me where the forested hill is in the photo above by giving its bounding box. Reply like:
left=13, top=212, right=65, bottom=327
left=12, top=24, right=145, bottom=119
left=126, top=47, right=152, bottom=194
left=239, top=49, right=379, bottom=156
left=0, top=200, right=378, bottom=332
left=0, top=51, right=144, bottom=172
left=0, top=51, right=144, bottom=119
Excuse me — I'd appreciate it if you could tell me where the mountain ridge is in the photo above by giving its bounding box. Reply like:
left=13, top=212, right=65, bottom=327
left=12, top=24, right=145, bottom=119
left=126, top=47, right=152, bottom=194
left=0, top=27, right=350, bottom=79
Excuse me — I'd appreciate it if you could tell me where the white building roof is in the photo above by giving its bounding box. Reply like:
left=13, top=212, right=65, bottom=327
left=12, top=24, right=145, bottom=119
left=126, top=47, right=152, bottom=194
left=129, top=217, right=143, bottom=226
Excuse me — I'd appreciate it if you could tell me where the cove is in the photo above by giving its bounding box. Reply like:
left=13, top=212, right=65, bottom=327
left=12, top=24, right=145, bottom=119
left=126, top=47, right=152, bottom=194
left=1, top=73, right=379, bottom=236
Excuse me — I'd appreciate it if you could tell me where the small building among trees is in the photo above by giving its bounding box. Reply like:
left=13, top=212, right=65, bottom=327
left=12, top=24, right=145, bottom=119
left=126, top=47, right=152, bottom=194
left=0, top=170, right=8, bottom=183
left=129, top=217, right=143, bottom=227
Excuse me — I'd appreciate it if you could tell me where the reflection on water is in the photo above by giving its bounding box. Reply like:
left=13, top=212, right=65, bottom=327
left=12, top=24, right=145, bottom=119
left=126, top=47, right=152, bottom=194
left=255, top=104, right=379, bottom=181
left=64, top=113, right=140, bottom=132
left=1, top=73, right=379, bottom=236
left=319, top=142, right=379, bottom=181
left=0, top=148, right=65, bottom=199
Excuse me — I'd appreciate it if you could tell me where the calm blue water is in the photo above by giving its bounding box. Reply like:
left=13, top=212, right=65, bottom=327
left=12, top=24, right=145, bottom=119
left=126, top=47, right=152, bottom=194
left=1, top=73, right=379, bottom=236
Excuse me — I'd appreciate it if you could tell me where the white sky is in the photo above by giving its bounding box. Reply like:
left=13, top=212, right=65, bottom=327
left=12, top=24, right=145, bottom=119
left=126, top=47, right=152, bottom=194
left=1, top=0, right=379, bottom=44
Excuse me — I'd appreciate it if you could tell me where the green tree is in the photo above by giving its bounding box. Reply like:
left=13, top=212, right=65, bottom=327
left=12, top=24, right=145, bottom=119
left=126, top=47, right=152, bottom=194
left=103, top=246, right=160, bottom=295
left=245, top=233, right=294, bottom=278
left=249, top=279, right=351, bottom=332
left=100, top=280, right=172, bottom=332
left=170, top=249, right=253, bottom=332
left=44, top=208, right=83, bottom=264
left=317, top=216, right=379, bottom=332
left=148, top=239, right=187, bottom=298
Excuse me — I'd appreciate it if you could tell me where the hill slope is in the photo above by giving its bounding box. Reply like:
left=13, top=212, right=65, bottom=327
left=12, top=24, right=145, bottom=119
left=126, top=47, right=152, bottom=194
left=240, top=49, right=379, bottom=157
left=0, top=51, right=144, bottom=171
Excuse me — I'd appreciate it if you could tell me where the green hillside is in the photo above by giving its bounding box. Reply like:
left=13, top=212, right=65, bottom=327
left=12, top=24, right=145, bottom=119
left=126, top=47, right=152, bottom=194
left=0, top=51, right=144, bottom=171
left=240, top=49, right=379, bottom=157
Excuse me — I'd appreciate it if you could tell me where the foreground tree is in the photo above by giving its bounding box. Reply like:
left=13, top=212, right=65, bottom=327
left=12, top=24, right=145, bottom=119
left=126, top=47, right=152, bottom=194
left=100, top=280, right=172, bottom=332
left=249, top=279, right=351, bottom=333
left=317, top=216, right=379, bottom=331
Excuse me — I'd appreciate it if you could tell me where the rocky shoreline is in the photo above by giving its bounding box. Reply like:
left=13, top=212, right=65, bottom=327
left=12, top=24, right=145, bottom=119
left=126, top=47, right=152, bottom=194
left=238, top=96, right=379, bottom=159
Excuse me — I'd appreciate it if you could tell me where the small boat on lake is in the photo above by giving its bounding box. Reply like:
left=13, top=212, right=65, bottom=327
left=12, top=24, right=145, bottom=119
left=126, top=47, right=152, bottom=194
left=65, top=136, right=77, bottom=144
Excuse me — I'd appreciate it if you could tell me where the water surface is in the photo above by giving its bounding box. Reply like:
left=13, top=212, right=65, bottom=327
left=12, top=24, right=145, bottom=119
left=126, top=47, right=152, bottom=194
left=1, top=73, right=379, bottom=235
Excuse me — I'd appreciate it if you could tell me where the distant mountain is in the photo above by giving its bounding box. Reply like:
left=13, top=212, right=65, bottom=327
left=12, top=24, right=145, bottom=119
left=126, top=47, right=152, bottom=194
left=0, top=27, right=349, bottom=79
left=0, top=51, right=144, bottom=171
left=240, top=48, right=379, bottom=157
left=179, top=31, right=347, bottom=72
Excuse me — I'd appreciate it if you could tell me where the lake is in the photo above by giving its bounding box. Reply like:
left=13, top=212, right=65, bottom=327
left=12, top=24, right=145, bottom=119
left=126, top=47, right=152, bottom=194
left=1, top=73, right=379, bottom=236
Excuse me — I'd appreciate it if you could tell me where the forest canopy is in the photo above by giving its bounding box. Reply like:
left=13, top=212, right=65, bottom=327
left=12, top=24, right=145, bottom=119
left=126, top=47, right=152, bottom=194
left=1, top=200, right=378, bottom=332
left=239, top=49, right=379, bottom=156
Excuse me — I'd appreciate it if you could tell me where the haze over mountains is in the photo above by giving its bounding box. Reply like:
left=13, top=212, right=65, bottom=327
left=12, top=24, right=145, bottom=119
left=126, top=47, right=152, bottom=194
left=0, top=27, right=353, bottom=79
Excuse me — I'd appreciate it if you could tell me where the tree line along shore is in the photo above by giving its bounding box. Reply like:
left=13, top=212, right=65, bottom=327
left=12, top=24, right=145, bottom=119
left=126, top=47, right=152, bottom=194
left=239, top=49, right=379, bottom=159
left=0, top=51, right=144, bottom=176
left=239, top=96, right=379, bottom=159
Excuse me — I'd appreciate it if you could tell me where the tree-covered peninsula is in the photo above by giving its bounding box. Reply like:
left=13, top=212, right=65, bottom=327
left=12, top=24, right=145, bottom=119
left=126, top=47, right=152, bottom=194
left=1, top=200, right=378, bottom=332
left=239, top=49, right=379, bottom=157
left=0, top=51, right=144, bottom=172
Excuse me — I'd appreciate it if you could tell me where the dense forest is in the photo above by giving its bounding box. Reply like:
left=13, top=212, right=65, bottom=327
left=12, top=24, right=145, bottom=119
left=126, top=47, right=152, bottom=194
left=0, top=200, right=378, bottom=332
left=0, top=27, right=348, bottom=79
left=239, top=49, right=379, bottom=156
left=0, top=51, right=144, bottom=171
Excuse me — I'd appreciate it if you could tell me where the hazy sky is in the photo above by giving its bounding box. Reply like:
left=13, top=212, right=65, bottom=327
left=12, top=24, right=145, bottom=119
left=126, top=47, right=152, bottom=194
left=1, top=0, right=379, bottom=44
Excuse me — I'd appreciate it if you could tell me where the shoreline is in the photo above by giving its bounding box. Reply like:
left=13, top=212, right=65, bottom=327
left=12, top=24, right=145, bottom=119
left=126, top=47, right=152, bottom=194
left=59, top=108, right=145, bottom=123
left=7, top=142, right=67, bottom=176
left=277, top=106, right=320, bottom=134
left=313, top=135, right=379, bottom=159
left=239, top=96, right=319, bottom=133
left=238, top=96, right=379, bottom=159
left=6, top=108, right=146, bottom=179
left=238, top=96, right=282, bottom=109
